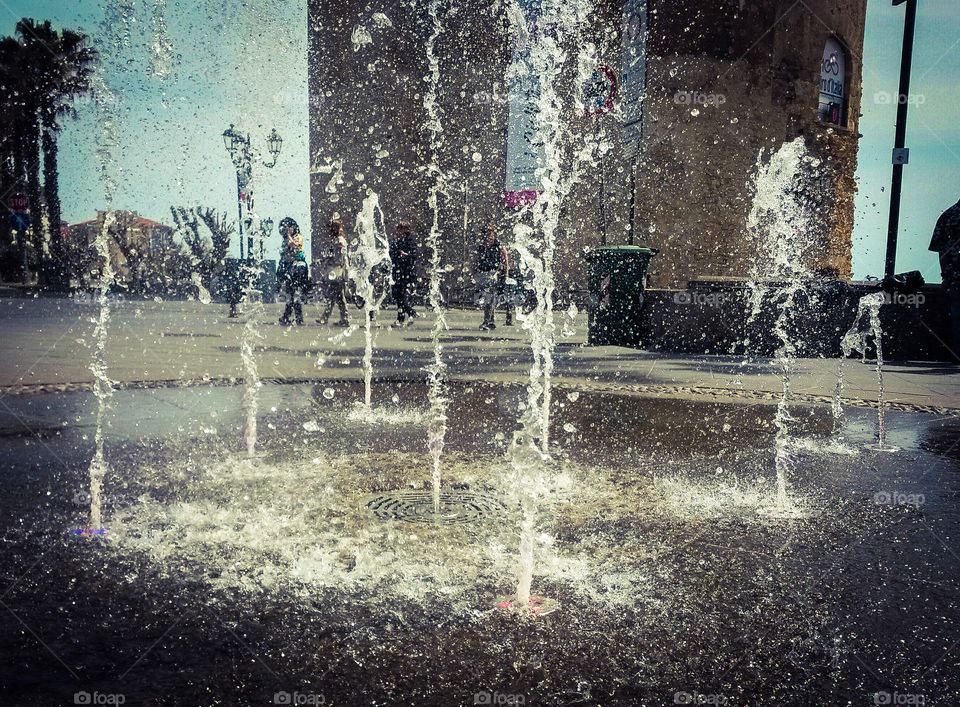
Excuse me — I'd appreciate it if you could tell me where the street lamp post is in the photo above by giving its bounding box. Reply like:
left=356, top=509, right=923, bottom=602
left=884, top=0, right=919, bottom=280
left=222, top=125, right=283, bottom=261
left=260, top=216, right=274, bottom=261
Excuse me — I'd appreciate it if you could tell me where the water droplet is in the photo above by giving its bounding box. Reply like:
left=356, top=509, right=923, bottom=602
left=323, top=387, right=335, bottom=400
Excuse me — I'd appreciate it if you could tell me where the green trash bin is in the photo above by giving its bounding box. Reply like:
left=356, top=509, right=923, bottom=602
left=586, top=246, right=657, bottom=346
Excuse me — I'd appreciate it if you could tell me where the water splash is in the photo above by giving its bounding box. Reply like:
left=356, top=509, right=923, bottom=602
left=150, top=0, right=174, bottom=79
left=422, top=0, right=449, bottom=516
left=190, top=272, right=212, bottom=304
left=87, top=213, right=116, bottom=531
left=840, top=292, right=888, bottom=449
left=832, top=357, right=845, bottom=434
left=315, top=159, right=344, bottom=201
left=505, top=0, right=592, bottom=610
left=85, top=2, right=129, bottom=533
left=241, top=264, right=264, bottom=456
left=353, top=190, right=392, bottom=408
left=744, top=137, right=821, bottom=512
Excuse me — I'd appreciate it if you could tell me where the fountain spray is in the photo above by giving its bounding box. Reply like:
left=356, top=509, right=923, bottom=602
left=744, top=138, right=820, bottom=512
left=422, top=0, right=450, bottom=516
left=840, top=292, right=890, bottom=450
left=240, top=264, right=264, bottom=457
left=150, top=0, right=174, bottom=79
left=504, top=0, right=592, bottom=611
left=84, top=2, right=131, bottom=533
left=354, top=191, right=393, bottom=408
left=87, top=212, right=116, bottom=532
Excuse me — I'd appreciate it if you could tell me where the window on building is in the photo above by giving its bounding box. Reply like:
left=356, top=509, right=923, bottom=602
left=818, top=37, right=847, bottom=126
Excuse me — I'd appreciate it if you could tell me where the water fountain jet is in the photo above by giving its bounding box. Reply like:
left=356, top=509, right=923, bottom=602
left=421, top=0, right=450, bottom=517
left=353, top=190, right=393, bottom=409
left=839, top=291, right=895, bottom=451
left=744, top=138, right=822, bottom=514
left=503, top=0, right=593, bottom=611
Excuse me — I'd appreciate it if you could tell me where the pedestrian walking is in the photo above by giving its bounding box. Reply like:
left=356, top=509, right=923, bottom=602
left=501, top=256, right=520, bottom=327
left=390, top=221, right=418, bottom=326
left=225, top=260, right=244, bottom=318
left=930, top=197, right=960, bottom=361
left=276, top=217, right=309, bottom=326
left=316, top=218, right=350, bottom=326
left=476, top=221, right=509, bottom=330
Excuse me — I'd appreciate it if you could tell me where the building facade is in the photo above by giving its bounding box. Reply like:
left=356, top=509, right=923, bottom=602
left=67, top=211, right=175, bottom=286
left=308, top=0, right=867, bottom=296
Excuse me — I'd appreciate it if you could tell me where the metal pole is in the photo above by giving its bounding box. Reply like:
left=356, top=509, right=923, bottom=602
left=627, top=144, right=638, bottom=247
left=599, top=157, right=606, bottom=246
left=595, top=119, right=606, bottom=246
left=884, top=0, right=918, bottom=280
left=236, top=170, right=244, bottom=260
left=462, top=180, right=469, bottom=304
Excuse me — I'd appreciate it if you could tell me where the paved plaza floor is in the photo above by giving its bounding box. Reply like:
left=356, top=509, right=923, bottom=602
left=0, top=296, right=957, bottom=411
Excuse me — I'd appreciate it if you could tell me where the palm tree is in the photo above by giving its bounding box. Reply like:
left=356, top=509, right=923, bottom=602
left=16, top=19, right=97, bottom=272
left=0, top=36, right=33, bottom=279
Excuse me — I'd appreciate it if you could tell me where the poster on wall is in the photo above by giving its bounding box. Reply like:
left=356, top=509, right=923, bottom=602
left=621, top=0, right=647, bottom=152
left=818, top=37, right=846, bottom=125
left=504, top=0, right=545, bottom=207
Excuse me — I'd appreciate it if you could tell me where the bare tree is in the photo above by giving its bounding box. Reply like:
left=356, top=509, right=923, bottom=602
left=170, top=206, right=235, bottom=291
left=196, top=207, right=233, bottom=267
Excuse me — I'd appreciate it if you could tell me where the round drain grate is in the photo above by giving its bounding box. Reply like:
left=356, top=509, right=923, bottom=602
left=366, top=490, right=507, bottom=525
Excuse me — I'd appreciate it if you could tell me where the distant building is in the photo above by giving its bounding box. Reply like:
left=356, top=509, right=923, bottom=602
left=308, top=0, right=867, bottom=294
left=66, top=211, right=175, bottom=286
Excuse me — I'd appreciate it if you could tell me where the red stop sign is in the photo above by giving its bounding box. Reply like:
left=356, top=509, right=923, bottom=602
left=9, top=194, right=28, bottom=212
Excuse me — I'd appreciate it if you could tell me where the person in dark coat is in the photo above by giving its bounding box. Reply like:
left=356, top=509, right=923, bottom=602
left=225, top=262, right=244, bottom=318
left=930, top=198, right=960, bottom=361
left=316, top=219, right=350, bottom=326
left=276, top=217, right=309, bottom=326
left=390, top=221, right=418, bottom=326
left=476, top=221, right=509, bottom=330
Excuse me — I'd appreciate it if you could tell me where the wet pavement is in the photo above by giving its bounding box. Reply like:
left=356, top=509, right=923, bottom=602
left=1, top=379, right=958, bottom=705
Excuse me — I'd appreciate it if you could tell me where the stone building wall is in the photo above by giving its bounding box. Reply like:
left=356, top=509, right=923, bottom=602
left=308, top=0, right=866, bottom=295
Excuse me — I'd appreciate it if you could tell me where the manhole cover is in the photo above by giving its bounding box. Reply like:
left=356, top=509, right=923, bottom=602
left=365, top=490, right=507, bottom=525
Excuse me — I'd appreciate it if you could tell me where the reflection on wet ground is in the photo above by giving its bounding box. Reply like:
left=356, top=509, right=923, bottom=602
left=0, top=381, right=958, bottom=704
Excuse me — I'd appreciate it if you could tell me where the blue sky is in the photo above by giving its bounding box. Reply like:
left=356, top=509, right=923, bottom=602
left=852, top=0, right=959, bottom=282
left=1, top=0, right=310, bottom=260
left=3, top=0, right=957, bottom=280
